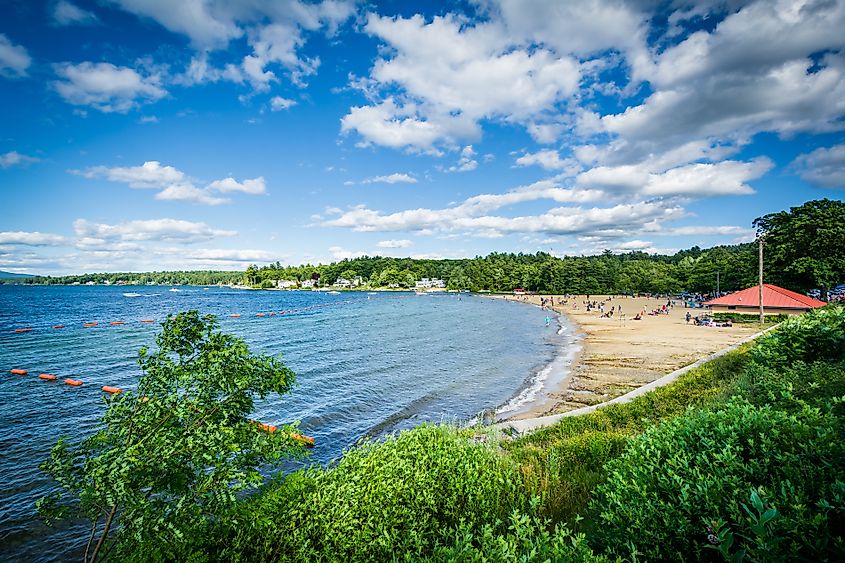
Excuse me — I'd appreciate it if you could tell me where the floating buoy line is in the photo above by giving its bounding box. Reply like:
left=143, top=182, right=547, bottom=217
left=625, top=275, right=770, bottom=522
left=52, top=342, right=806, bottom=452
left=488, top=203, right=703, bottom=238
left=6, top=367, right=315, bottom=446
left=6, top=293, right=419, bottom=335
left=3, top=293, right=432, bottom=447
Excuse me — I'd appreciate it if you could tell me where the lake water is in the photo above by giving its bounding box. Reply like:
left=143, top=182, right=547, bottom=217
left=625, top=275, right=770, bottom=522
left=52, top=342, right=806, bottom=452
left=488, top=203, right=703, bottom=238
left=0, top=285, right=573, bottom=561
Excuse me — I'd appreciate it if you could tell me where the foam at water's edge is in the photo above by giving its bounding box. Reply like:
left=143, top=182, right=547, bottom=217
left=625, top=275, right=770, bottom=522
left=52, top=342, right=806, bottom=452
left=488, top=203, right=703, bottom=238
left=494, top=310, right=582, bottom=420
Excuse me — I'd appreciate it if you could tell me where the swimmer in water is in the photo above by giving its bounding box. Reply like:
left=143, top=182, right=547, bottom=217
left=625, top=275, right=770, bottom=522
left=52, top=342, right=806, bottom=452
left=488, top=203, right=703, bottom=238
left=545, top=316, right=551, bottom=326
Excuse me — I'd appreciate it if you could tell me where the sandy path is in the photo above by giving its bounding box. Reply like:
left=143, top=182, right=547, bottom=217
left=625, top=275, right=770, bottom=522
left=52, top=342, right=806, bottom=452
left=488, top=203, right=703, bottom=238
left=491, top=294, right=761, bottom=419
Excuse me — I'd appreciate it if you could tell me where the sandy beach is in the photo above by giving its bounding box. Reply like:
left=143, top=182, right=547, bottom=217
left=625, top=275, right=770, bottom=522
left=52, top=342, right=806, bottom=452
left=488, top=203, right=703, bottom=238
left=493, top=294, right=763, bottom=420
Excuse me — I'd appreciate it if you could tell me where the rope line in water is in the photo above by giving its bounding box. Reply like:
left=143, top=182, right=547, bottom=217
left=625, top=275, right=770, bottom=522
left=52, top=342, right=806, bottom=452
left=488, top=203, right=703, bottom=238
left=7, top=293, right=417, bottom=335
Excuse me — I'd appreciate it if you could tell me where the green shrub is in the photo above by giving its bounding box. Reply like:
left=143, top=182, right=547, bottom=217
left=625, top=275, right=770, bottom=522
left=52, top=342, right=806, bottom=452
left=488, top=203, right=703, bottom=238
left=591, top=400, right=845, bottom=561
left=713, top=312, right=788, bottom=324
left=425, top=505, right=614, bottom=563
left=217, top=424, right=529, bottom=562
left=750, top=305, right=845, bottom=370
left=734, top=359, right=845, bottom=411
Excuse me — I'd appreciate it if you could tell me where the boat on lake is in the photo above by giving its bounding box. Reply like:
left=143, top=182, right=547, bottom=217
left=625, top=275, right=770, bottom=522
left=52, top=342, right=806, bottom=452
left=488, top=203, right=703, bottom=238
left=122, top=292, right=142, bottom=297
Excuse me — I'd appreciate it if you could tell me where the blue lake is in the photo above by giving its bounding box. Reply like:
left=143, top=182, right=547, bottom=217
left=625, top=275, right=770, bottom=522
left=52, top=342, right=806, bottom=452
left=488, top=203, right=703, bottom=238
left=0, top=285, right=570, bottom=561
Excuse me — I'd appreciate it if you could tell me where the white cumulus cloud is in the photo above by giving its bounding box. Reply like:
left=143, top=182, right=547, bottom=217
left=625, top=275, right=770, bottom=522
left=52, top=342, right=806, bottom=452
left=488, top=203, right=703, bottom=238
left=207, top=176, right=267, bottom=194
left=377, top=239, right=412, bottom=248
left=53, top=61, right=167, bottom=113
left=0, top=151, right=39, bottom=169
left=270, top=96, right=297, bottom=111
left=52, top=1, right=99, bottom=26
left=0, top=34, right=31, bottom=78
left=71, top=161, right=266, bottom=204
left=0, top=231, right=67, bottom=246
left=362, top=173, right=417, bottom=184
left=792, top=144, right=845, bottom=189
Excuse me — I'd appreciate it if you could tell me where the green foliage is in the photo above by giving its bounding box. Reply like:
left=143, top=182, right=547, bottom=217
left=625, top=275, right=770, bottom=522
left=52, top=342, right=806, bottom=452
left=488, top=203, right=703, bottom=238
left=754, top=198, right=845, bottom=295
left=425, top=505, right=613, bottom=563
left=713, top=312, right=789, bottom=324
left=214, top=425, right=529, bottom=562
left=15, top=270, right=243, bottom=286
left=749, top=305, right=845, bottom=370
left=591, top=400, right=845, bottom=561
left=37, top=311, right=302, bottom=562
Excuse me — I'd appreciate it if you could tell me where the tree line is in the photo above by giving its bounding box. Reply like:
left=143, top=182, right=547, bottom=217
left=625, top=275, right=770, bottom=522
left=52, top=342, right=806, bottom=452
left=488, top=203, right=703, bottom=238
left=245, top=244, right=759, bottom=295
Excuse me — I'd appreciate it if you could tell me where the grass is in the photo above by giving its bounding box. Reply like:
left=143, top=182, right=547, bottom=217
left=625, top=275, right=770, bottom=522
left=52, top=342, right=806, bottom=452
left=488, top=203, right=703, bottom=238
left=503, top=344, right=752, bottom=524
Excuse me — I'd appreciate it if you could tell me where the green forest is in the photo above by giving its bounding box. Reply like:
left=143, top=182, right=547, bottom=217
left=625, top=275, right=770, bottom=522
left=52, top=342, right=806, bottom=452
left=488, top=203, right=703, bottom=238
left=245, top=244, right=757, bottom=294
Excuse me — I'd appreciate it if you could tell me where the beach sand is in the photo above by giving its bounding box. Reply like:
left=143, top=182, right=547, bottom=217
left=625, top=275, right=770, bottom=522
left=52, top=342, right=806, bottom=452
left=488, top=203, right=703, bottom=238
left=492, top=294, right=762, bottom=420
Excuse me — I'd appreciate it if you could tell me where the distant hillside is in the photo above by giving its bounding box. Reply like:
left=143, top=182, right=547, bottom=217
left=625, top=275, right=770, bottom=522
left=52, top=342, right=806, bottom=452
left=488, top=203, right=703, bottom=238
left=0, top=270, right=35, bottom=279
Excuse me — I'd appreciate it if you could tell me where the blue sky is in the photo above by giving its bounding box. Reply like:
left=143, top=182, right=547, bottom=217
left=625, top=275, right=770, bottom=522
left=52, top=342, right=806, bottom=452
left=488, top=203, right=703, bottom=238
left=1, top=0, right=843, bottom=275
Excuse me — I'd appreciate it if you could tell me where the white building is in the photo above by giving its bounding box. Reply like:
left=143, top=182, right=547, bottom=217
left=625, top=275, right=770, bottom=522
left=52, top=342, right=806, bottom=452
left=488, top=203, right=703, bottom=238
left=415, top=278, right=446, bottom=289
left=335, top=276, right=363, bottom=288
left=276, top=279, right=298, bottom=289
left=301, top=279, right=316, bottom=288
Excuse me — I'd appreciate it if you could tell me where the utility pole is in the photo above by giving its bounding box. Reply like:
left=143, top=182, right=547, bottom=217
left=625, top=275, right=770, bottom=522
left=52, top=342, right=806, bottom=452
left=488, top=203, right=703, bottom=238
left=758, top=237, right=764, bottom=324
left=716, top=271, right=720, bottom=296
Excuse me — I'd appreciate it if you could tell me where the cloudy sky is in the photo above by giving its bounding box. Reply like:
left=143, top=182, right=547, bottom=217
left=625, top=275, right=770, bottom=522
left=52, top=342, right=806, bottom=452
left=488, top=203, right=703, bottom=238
left=1, top=0, right=844, bottom=274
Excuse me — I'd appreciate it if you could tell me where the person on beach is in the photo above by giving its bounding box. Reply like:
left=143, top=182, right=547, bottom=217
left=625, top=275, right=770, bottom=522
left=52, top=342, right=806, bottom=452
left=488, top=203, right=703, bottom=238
left=686, top=311, right=691, bottom=323
left=545, top=316, right=551, bottom=326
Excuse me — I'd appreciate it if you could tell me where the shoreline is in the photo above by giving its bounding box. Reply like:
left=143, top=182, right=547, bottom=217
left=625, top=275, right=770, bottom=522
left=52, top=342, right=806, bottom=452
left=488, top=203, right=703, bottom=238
left=488, top=294, right=763, bottom=421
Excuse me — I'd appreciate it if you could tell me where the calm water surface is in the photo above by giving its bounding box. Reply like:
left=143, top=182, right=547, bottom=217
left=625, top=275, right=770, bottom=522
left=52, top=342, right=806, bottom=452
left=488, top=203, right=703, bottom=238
left=0, top=285, right=570, bottom=561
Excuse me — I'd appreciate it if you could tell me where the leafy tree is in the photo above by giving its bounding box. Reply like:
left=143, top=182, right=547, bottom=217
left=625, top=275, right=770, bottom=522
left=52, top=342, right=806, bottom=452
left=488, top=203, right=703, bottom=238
left=754, top=199, right=845, bottom=298
left=244, top=264, right=260, bottom=286
left=37, top=311, right=302, bottom=562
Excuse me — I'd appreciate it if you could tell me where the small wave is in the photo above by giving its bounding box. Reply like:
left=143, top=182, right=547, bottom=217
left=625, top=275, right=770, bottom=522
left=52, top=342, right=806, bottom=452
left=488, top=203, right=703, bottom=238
left=495, top=315, right=580, bottom=419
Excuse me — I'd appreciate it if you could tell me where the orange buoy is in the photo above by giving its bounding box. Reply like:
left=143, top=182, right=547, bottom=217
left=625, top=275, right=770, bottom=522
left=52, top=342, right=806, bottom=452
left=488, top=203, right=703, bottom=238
left=139, top=319, right=155, bottom=323
left=102, top=386, right=122, bottom=394
left=292, top=433, right=316, bottom=447
left=39, top=374, right=58, bottom=381
left=10, top=369, right=28, bottom=375
left=110, top=321, right=125, bottom=325
left=256, top=313, right=265, bottom=317
left=83, top=322, right=98, bottom=327
left=229, top=314, right=241, bottom=318
left=52, top=325, right=65, bottom=329
left=14, top=328, right=32, bottom=333
left=64, top=378, right=83, bottom=386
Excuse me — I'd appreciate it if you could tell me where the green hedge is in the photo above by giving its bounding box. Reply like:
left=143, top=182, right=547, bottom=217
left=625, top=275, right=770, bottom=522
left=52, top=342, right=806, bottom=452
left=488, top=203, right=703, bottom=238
left=591, top=400, right=845, bottom=561
left=713, top=312, right=788, bottom=323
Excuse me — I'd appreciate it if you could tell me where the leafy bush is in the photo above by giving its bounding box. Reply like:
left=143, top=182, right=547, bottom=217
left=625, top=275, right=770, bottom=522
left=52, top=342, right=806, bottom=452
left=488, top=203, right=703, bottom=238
left=750, top=305, right=845, bottom=369
left=591, top=400, right=845, bottom=561
left=425, top=505, right=613, bottom=563
left=713, top=312, right=788, bottom=324
left=734, top=359, right=845, bottom=412
left=216, top=424, right=530, bottom=562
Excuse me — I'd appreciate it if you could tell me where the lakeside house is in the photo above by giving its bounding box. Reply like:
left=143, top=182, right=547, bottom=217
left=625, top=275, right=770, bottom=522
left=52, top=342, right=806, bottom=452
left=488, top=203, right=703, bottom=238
left=301, top=279, right=316, bottom=289
left=415, top=278, right=446, bottom=289
left=276, top=279, right=298, bottom=289
left=703, top=283, right=827, bottom=316
left=334, top=276, right=363, bottom=288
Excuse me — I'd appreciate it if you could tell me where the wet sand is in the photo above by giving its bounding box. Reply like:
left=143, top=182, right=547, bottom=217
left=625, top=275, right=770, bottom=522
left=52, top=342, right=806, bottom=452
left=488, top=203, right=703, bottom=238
left=491, top=294, right=762, bottom=419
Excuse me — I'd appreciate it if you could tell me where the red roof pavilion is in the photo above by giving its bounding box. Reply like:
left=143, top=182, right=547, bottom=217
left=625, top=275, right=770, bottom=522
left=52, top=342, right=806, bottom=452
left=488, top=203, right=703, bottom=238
left=703, top=284, right=826, bottom=310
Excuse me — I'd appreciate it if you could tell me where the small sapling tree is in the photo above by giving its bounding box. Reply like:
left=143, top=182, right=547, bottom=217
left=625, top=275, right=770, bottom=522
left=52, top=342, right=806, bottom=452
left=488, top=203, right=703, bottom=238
left=37, top=311, right=303, bottom=562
